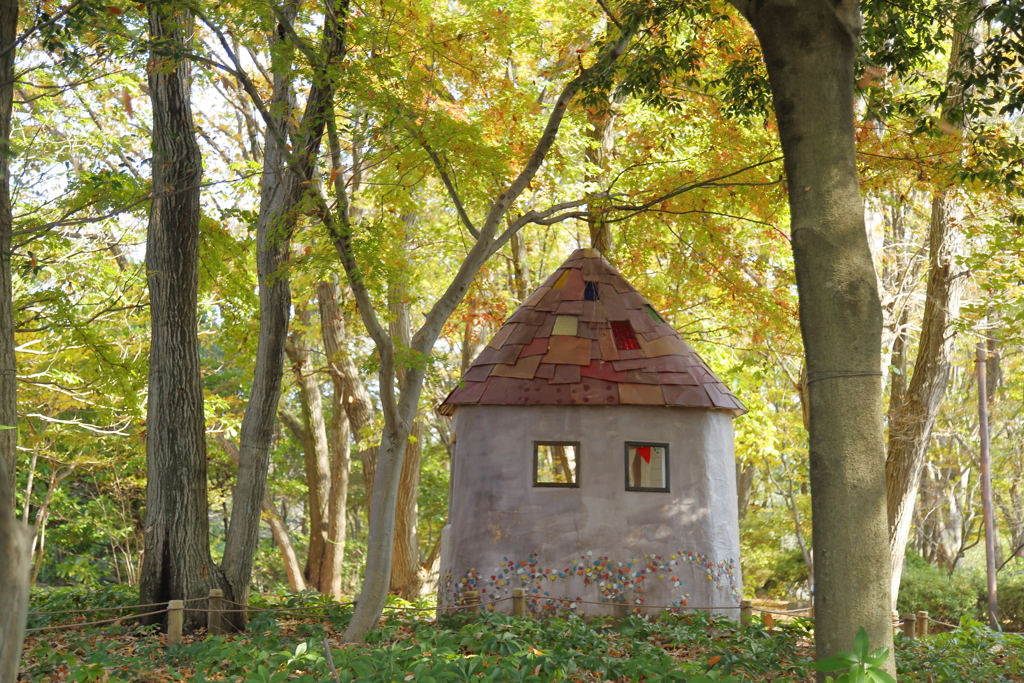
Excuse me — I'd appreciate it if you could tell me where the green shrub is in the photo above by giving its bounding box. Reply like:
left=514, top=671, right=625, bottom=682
left=896, top=553, right=981, bottom=623
left=997, top=571, right=1024, bottom=632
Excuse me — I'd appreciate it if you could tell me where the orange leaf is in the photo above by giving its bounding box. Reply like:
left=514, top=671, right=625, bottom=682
left=328, top=166, right=339, bottom=186
left=121, top=89, right=133, bottom=118
left=764, top=613, right=775, bottom=630
left=106, top=6, right=123, bottom=14
left=707, top=655, right=722, bottom=666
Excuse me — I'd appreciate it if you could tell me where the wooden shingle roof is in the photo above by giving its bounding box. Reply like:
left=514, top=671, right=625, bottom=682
left=439, top=248, right=746, bottom=416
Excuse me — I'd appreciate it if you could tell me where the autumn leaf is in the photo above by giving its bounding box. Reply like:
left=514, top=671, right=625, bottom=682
left=707, top=655, right=722, bottom=666
left=106, top=6, right=123, bottom=14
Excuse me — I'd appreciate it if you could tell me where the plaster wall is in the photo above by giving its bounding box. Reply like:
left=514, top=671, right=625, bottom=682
left=438, top=404, right=742, bottom=618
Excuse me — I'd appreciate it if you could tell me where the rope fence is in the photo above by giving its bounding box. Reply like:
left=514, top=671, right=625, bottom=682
left=25, top=608, right=170, bottom=633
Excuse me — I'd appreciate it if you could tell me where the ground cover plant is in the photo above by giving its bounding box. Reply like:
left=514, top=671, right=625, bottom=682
left=18, top=591, right=1024, bottom=683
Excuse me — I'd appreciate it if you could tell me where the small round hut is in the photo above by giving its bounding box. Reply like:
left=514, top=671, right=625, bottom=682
left=437, top=248, right=746, bottom=617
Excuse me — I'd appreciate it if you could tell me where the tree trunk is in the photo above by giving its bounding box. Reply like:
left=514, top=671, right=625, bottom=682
left=736, top=462, right=755, bottom=523
left=220, top=0, right=347, bottom=624
left=885, top=7, right=978, bottom=606
left=387, top=251, right=425, bottom=599
left=0, top=0, right=16, bottom=509
left=509, top=232, right=531, bottom=302
left=731, top=0, right=894, bottom=671
left=318, top=279, right=352, bottom=600
left=585, top=96, right=617, bottom=256
left=137, top=1, right=215, bottom=632
left=0, top=519, right=31, bottom=683
left=286, top=304, right=333, bottom=591
left=215, top=433, right=306, bottom=591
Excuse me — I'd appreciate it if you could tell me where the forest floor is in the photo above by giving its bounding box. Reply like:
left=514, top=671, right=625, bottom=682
left=18, top=599, right=1024, bottom=683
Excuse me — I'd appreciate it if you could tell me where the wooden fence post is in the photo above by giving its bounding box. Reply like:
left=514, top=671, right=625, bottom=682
left=740, top=600, right=752, bottom=627
left=916, top=611, right=929, bottom=637
left=167, top=600, right=184, bottom=646
left=208, top=588, right=224, bottom=636
left=464, top=590, right=479, bottom=615
left=512, top=588, right=525, bottom=617
left=904, top=613, right=918, bottom=638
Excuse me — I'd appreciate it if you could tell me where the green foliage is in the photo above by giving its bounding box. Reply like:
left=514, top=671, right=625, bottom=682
left=995, top=572, right=1024, bottom=632
left=27, top=584, right=138, bottom=629
left=894, top=618, right=1024, bottom=682
left=813, top=627, right=895, bottom=683
left=896, top=553, right=982, bottom=623
left=22, top=593, right=1024, bottom=683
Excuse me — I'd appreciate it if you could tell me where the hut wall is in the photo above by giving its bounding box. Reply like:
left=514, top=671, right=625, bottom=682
left=438, top=404, right=742, bottom=617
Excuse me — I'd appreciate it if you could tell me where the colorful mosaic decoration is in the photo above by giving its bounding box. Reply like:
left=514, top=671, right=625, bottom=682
left=440, top=550, right=740, bottom=616
left=438, top=248, right=746, bottom=415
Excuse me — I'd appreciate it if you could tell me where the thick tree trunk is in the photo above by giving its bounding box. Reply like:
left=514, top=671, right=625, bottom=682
left=215, top=434, right=306, bottom=591
left=732, top=0, right=894, bottom=670
left=286, top=304, right=332, bottom=591
left=390, top=420, right=424, bottom=597
left=138, top=1, right=214, bottom=632
left=885, top=9, right=978, bottom=605
left=387, top=253, right=425, bottom=598
left=220, top=1, right=347, bottom=623
left=318, top=279, right=351, bottom=599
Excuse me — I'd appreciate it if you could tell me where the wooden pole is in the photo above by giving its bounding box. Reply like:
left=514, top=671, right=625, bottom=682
left=167, top=600, right=184, bottom=646
left=740, top=600, right=752, bottom=627
left=976, top=344, right=999, bottom=630
left=208, top=588, right=224, bottom=636
left=512, top=588, right=525, bottom=617
left=464, top=590, right=479, bottom=615
left=916, top=611, right=929, bottom=637
left=902, top=614, right=916, bottom=639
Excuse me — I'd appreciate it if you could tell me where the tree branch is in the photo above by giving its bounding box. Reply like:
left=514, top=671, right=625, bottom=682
left=421, top=143, right=479, bottom=238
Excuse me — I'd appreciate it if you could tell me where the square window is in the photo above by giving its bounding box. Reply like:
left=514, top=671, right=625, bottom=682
left=552, top=315, right=579, bottom=336
left=534, top=442, right=579, bottom=487
left=611, top=321, right=640, bottom=350
left=625, top=442, right=669, bottom=491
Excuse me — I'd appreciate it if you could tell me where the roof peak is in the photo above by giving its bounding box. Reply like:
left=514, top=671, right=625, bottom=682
left=440, top=250, right=745, bottom=416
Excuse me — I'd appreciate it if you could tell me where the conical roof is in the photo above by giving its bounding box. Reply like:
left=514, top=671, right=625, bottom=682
left=439, top=248, right=746, bottom=416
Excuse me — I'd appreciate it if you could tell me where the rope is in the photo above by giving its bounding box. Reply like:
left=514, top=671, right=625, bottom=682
left=755, top=607, right=813, bottom=615
left=25, top=608, right=170, bottom=633
left=28, top=601, right=172, bottom=616
left=806, top=370, right=883, bottom=385
left=926, top=616, right=961, bottom=629
left=223, top=599, right=355, bottom=611
left=27, top=598, right=206, bottom=618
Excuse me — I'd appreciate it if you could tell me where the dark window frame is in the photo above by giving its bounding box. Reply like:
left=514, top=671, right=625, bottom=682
left=624, top=441, right=670, bottom=492
left=533, top=441, right=581, bottom=488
